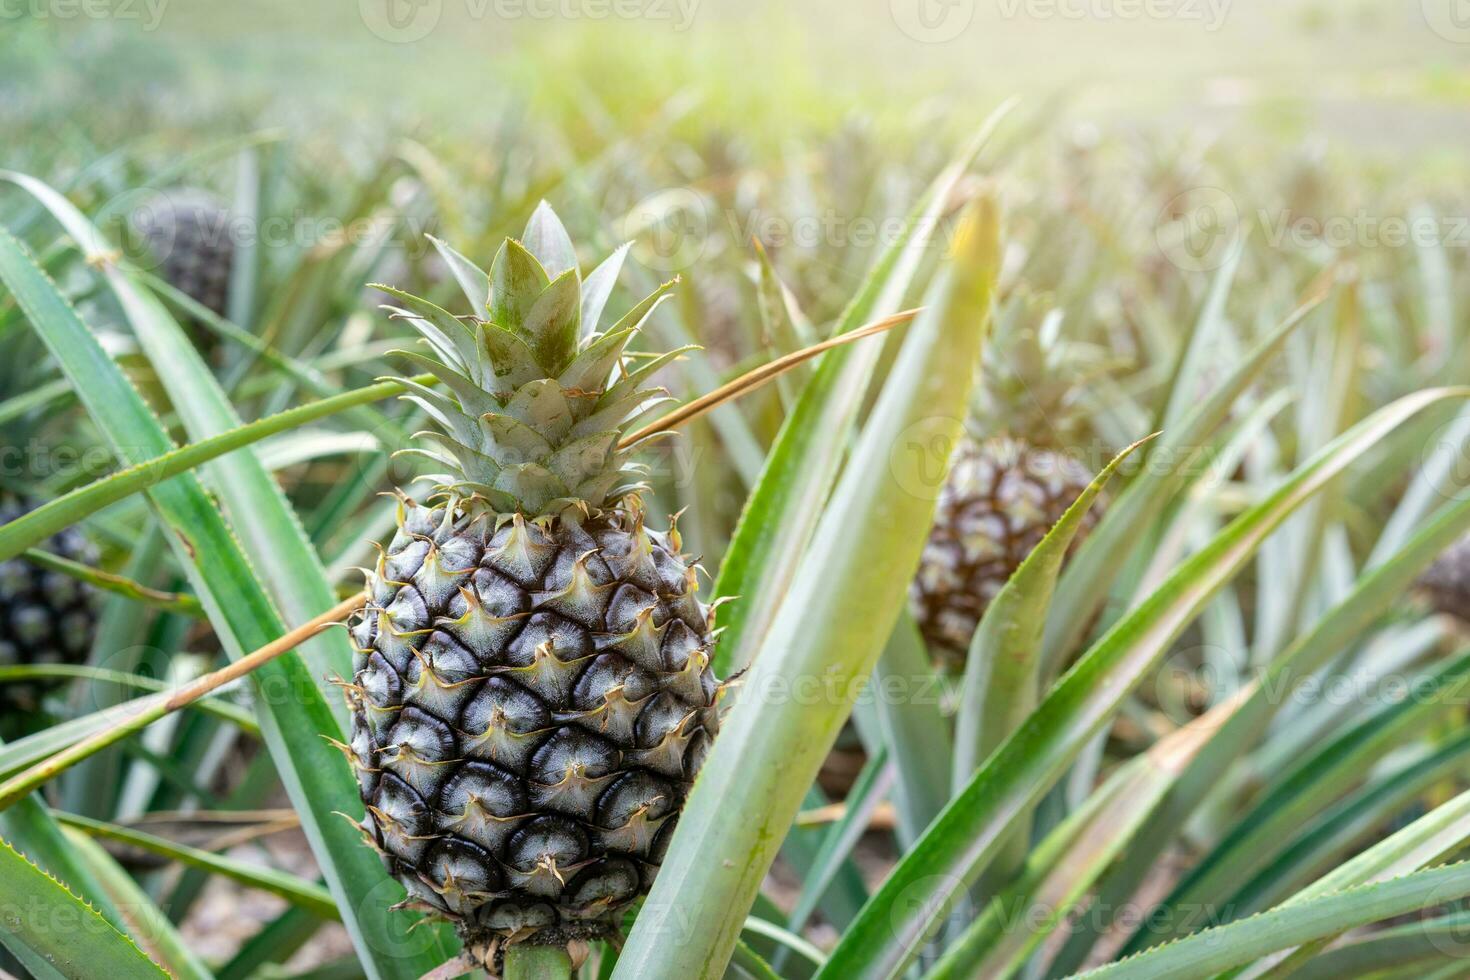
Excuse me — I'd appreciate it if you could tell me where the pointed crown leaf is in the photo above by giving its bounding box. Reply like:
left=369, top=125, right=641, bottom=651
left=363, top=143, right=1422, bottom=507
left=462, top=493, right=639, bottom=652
left=375, top=203, right=686, bottom=516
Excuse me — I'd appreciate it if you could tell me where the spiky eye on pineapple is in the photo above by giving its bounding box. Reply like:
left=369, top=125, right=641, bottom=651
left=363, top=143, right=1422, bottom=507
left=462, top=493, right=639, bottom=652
left=338, top=205, right=724, bottom=967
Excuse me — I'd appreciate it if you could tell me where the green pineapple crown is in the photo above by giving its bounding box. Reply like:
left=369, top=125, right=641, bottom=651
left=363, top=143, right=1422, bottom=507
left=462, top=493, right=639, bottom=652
left=373, top=203, right=685, bottom=517
left=968, top=289, right=1111, bottom=449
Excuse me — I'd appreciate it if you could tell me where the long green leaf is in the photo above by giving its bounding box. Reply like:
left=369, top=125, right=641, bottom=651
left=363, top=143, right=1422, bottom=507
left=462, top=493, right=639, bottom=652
left=613, top=194, right=1000, bottom=980
left=1240, top=783, right=1470, bottom=977
left=1056, top=482, right=1470, bottom=972
left=0, top=835, right=168, bottom=980
left=0, top=666, right=256, bottom=732
left=955, top=440, right=1147, bottom=787
left=954, top=439, right=1146, bottom=896
left=1075, top=862, right=1470, bottom=980
left=926, top=759, right=1155, bottom=980
left=814, top=385, right=1470, bottom=980
left=925, top=686, right=1247, bottom=980
left=0, top=789, right=129, bottom=939
left=1286, top=910, right=1470, bottom=979
left=21, top=548, right=205, bottom=618
left=704, top=104, right=1014, bottom=935
left=0, top=698, right=173, bottom=781
left=1232, top=728, right=1470, bottom=917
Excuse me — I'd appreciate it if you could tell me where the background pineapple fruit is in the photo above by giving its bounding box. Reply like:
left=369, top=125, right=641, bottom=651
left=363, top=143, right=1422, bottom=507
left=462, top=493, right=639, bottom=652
left=134, top=188, right=235, bottom=317
left=1420, top=533, right=1470, bottom=623
left=0, top=325, right=99, bottom=721
left=342, top=205, right=722, bottom=965
left=0, top=493, right=98, bottom=717
left=910, top=297, right=1110, bottom=663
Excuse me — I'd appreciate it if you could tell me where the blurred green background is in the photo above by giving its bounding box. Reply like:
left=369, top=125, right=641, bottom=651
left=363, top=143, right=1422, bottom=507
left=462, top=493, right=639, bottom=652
left=7, top=0, right=1470, bottom=158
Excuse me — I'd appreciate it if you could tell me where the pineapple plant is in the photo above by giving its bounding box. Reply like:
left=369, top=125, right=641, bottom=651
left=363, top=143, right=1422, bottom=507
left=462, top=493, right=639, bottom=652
left=909, top=297, right=1107, bottom=661
left=341, top=204, right=723, bottom=968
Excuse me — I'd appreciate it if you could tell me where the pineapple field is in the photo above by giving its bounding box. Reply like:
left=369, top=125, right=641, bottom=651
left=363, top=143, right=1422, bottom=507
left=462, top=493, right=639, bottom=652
left=4, top=2, right=1470, bottom=978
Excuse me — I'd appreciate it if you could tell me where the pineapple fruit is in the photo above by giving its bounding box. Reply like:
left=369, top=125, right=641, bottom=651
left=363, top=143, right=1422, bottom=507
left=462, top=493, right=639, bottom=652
left=342, top=205, right=722, bottom=965
left=0, top=493, right=98, bottom=714
left=910, top=302, right=1104, bottom=662
left=135, top=188, right=235, bottom=317
left=1421, top=532, right=1470, bottom=623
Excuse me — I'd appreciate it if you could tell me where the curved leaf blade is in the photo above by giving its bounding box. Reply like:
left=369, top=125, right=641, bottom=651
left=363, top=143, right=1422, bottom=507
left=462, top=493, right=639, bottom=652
left=1075, top=862, right=1470, bottom=980
left=1041, top=293, right=1326, bottom=670
left=0, top=374, right=427, bottom=564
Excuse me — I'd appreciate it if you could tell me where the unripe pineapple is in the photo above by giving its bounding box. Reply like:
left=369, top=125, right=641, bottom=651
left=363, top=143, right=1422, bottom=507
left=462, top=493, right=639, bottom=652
left=0, top=493, right=98, bottom=714
left=1421, top=533, right=1470, bottom=623
left=911, top=435, right=1097, bottom=658
left=135, top=188, right=235, bottom=317
left=342, top=205, right=722, bottom=966
left=910, top=298, right=1108, bottom=663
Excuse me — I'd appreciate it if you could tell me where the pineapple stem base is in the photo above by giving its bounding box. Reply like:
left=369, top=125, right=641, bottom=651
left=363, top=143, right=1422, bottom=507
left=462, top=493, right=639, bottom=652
left=499, top=943, right=574, bottom=980
left=458, top=925, right=607, bottom=979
